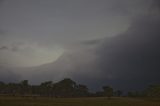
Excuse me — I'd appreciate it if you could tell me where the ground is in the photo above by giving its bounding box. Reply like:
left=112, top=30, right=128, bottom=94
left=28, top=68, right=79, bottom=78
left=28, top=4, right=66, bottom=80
left=0, top=96, right=160, bottom=106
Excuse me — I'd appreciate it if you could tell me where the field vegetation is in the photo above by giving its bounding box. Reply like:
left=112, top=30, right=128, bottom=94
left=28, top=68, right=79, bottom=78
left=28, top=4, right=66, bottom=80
left=0, top=96, right=160, bottom=106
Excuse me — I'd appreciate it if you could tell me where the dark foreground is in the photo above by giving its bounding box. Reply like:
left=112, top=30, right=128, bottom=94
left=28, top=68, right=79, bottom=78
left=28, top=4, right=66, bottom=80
left=0, top=96, right=160, bottom=106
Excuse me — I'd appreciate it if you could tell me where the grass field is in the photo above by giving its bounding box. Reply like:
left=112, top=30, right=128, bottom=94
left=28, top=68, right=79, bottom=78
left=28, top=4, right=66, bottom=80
left=0, top=96, right=160, bottom=106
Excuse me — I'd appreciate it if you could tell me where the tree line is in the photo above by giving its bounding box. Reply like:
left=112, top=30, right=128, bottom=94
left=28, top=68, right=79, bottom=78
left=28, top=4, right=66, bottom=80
left=0, top=78, right=160, bottom=98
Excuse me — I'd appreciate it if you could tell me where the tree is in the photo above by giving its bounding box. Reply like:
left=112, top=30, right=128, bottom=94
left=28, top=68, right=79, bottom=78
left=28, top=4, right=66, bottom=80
left=31, top=85, right=40, bottom=96
left=75, top=84, right=89, bottom=97
left=7, top=83, right=20, bottom=96
left=95, top=91, right=104, bottom=97
left=20, top=80, right=30, bottom=95
left=146, top=85, right=160, bottom=97
left=127, top=91, right=143, bottom=97
left=114, top=90, right=123, bottom=97
left=102, top=86, right=113, bottom=98
left=128, top=91, right=135, bottom=97
left=0, top=81, right=5, bottom=94
left=40, top=81, right=53, bottom=96
left=53, top=78, right=76, bottom=97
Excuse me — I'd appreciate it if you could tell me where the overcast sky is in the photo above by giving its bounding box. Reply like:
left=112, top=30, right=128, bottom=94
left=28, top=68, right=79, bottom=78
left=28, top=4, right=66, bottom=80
left=0, top=0, right=160, bottom=91
left=0, top=0, right=152, bottom=67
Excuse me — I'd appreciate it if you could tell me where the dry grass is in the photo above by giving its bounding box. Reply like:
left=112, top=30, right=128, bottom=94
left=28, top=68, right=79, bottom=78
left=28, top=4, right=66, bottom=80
left=0, top=96, right=160, bottom=106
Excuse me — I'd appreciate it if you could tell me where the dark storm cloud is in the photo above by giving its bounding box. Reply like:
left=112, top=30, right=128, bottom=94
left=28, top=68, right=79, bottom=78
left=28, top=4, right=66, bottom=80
left=28, top=13, right=160, bottom=90
left=1, top=0, right=160, bottom=91
left=94, top=15, right=160, bottom=90
left=153, top=0, right=160, bottom=8
left=16, top=0, right=160, bottom=91
left=0, top=65, right=20, bottom=82
left=66, top=1, right=160, bottom=91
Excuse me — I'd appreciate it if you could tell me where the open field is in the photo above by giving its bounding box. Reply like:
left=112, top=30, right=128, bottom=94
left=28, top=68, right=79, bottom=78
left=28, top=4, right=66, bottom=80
left=0, top=96, right=160, bottom=106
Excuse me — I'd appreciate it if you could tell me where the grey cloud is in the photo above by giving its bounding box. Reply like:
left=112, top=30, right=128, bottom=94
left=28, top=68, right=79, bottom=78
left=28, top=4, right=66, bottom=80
left=95, top=14, right=160, bottom=91
left=0, top=0, right=4, bottom=4
left=0, top=65, right=20, bottom=82
left=0, top=0, right=151, bottom=46
left=0, top=46, right=9, bottom=50
left=67, top=14, right=160, bottom=91
left=0, top=29, right=7, bottom=35
left=11, top=46, right=19, bottom=52
left=82, top=39, right=103, bottom=46
left=153, top=0, right=160, bottom=8
left=0, top=45, right=20, bottom=52
left=10, top=42, right=24, bottom=52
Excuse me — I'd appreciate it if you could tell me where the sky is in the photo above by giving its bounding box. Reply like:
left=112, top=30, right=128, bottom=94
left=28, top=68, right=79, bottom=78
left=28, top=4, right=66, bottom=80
left=0, top=0, right=160, bottom=91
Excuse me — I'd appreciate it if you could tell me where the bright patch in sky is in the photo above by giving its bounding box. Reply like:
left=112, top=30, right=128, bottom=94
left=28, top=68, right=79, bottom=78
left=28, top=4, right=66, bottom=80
left=0, top=43, right=64, bottom=67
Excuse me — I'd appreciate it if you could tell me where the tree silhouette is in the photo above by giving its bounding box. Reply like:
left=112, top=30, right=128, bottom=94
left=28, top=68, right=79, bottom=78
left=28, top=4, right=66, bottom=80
left=20, top=80, right=30, bottom=95
left=40, top=81, right=53, bottom=96
left=75, top=84, right=89, bottom=97
left=146, top=85, right=160, bottom=97
left=0, top=79, right=159, bottom=98
left=53, top=78, right=76, bottom=97
left=114, top=90, right=123, bottom=97
left=102, top=86, right=113, bottom=98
